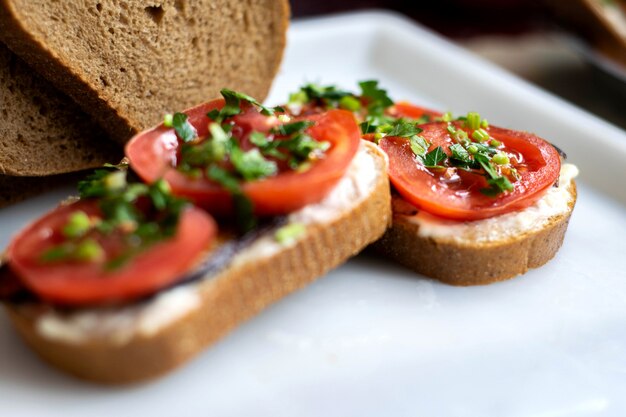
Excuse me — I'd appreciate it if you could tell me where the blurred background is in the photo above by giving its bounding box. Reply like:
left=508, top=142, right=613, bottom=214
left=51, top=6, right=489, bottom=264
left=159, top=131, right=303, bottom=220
left=292, top=0, right=626, bottom=130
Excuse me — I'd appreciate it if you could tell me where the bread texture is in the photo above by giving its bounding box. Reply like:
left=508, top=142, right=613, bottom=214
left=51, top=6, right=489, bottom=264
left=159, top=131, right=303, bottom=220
left=0, top=0, right=290, bottom=144
left=4, top=142, right=391, bottom=384
left=372, top=177, right=577, bottom=286
left=0, top=42, right=121, bottom=176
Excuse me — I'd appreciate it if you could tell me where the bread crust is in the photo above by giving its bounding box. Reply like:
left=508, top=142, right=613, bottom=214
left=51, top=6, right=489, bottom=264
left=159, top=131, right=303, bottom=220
left=372, top=182, right=577, bottom=286
left=0, top=0, right=290, bottom=144
left=4, top=143, right=390, bottom=384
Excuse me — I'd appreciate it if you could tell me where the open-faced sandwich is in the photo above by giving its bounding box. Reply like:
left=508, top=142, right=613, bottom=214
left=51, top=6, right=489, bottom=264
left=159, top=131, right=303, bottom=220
left=0, top=90, right=391, bottom=384
left=282, top=81, right=578, bottom=285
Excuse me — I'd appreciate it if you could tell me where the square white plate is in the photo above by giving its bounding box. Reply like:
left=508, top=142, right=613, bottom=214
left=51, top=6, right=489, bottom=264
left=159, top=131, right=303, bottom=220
left=1, top=11, right=626, bottom=417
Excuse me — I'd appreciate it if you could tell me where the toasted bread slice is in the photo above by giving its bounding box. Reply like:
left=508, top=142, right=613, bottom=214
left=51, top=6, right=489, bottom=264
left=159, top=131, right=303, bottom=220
left=0, top=0, right=290, bottom=144
left=4, top=141, right=390, bottom=384
left=0, top=42, right=121, bottom=176
left=372, top=164, right=578, bottom=286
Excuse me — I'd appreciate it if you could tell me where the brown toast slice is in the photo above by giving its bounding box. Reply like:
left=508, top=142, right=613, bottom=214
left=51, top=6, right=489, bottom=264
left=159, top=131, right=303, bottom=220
left=372, top=170, right=577, bottom=286
left=0, top=42, right=121, bottom=177
left=0, top=0, right=290, bottom=144
left=3, top=141, right=391, bottom=384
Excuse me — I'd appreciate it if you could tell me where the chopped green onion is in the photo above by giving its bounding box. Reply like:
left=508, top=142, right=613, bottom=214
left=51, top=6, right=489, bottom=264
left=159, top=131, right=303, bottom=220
left=288, top=90, right=309, bottom=106
left=163, top=113, right=174, bottom=127
left=467, top=145, right=478, bottom=154
left=472, top=128, right=490, bottom=143
left=442, top=112, right=453, bottom=122
left=104, top=171, right=127, bottom=191
left=466, top=112, right=481, bottom=130
left=489, top=139, right=501, bottom=147
left=481, top=118, right=489, bottom=129
left=74, top=239, right=104, bottom=262
left=209, top=122, right=229, bottom=144
left=40, top=245, right=71, bottom=262
left=339, top=95, right=361, bottom=112
left=492, top=153, right=510, bottom=165
left=275, top=223, right=306, bottom=244
left=453, top=129, right=468, bottom=142
left=62, top=211, right=92, bottom=238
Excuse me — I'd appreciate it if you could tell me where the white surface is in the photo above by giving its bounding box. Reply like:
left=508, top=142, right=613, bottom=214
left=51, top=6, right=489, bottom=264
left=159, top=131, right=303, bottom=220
left=2, top=11, right=626, bottom=417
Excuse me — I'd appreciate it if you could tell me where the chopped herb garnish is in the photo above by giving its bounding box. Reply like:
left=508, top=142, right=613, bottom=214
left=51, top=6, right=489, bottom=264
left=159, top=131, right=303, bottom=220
left=422, top=146, right=447, bottom=168
left=50, top=166, right=189, bottom=267
left=207, top=165, right=256, bottom=232
left=230, top=147, right=278, bottom=181
left=359, top=80, right=394, bottom=110
left=481, top=176, right=514, bottom=196
left=448, top=143, right=472, bottom=166
left=209, top=89, right=284, bottom=123
left=472, top=128, right=490, bottom=143
left=466, top=112, right=482, bottom=130
left=300, top=83, right=353, bottom=102
left=387, top=121, right=422, bottom=138
left=172, top=112, right=197, bottom=143
left=409, top=135, right=430, bottom=157
left=62, top=211, right=91, bottom=238
left=163, top=113, right=174, bottom=127
left=271, top=120, right=315, bottom=136
left=339, top=95, right=361, bottom=111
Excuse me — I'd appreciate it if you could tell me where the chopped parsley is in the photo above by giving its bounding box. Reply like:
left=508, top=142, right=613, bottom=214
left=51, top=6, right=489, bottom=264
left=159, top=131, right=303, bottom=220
left=44, top=166, right=188, bottom=267
left=172, top=89, right=330, bottom=232
left=286, top=82, right=518, bottom=197
left=172, top=112, right=197, bottom=143
left=208, top=89, right=284, bottom=123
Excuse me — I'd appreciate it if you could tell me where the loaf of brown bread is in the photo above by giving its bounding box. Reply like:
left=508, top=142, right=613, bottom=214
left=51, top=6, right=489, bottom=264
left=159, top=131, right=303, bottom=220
left=0, top=42, right=121, bottom=177
left=0, top=0, right=290, bottom=144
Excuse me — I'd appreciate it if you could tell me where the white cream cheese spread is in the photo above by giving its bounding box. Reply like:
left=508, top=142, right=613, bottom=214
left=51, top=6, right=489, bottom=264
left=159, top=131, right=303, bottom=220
left=404, top=163, right=578, bottom=244
left=34, top=142, right=382, bottom=345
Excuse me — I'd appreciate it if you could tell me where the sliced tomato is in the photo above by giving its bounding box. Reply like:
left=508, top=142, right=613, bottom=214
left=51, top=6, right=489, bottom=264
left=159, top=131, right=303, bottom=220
left=7, top=200, right=217, bottom=305
left=126, top=101, right=361, bottom=216
left=389, top=101, right=442, bottom=121
left=380, top=122, right=561, bottom=221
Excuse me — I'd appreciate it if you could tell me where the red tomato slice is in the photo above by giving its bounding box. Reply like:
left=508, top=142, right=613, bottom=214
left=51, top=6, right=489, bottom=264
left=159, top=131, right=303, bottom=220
left=126, top=101, right=361, bottom=216
left=7, top=200, right=217, bottom=305
left=380, top=122, right=561, bottom=221
left=389, top=102, right=442, bottom=120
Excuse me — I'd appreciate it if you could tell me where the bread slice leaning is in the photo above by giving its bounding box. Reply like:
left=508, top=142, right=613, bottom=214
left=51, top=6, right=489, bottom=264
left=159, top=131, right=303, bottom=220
left=0, top=42, right=121, bottom=176
left=4, top=141, right=391, bottom=384
left=372, top=165, right=578, bottom=286
left=0, top=0, right=290, bottom=144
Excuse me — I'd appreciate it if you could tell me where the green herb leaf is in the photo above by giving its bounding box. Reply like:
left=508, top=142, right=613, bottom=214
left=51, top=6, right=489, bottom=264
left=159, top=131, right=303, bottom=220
left=359, top=80, right=394, bottom=110
left=449, top=143, right=471, bottom=165
left=230, top=147, right=278, bottom=181
left=387, top=121, right=422, bottom=138
left=422, top=146, right=447, bottom=167
left=300, top=84, right=353, bottom=102
left=207, top=166, right=256, bottom=232
left=221, top=89, right=284, bottom=117
left=481, top=176, right=514, bottom=196
left=40, top=245, right=71, bottom=262
left=172, top=112, right=197, bottom=143
left=250, top=131, right=270, bottom=147
left=409, top=135, right=430, bottom=156
left=207, top=165, right=240, bottom=194
left=474, top=153, right=498, bottom=179
left=271, top=120, right=315, bottom=136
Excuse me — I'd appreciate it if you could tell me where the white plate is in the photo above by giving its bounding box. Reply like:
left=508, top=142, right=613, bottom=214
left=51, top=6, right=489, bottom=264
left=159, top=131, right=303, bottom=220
left=2, top=11, right=626, bottom=417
